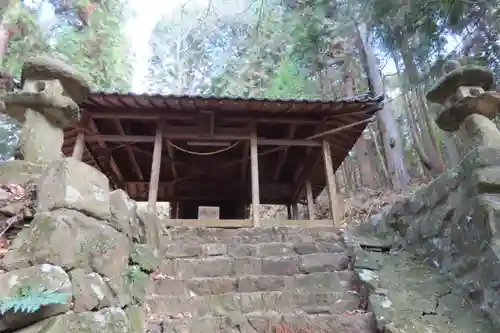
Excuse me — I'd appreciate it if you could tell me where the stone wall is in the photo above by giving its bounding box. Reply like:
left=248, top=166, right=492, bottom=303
left=0, top=157, right=161, bottom=333
left=366, top=57, right=500, bottom=330
left=0, top=55, right=162, bottom=333
left=370, top=146, right=500, bottom=327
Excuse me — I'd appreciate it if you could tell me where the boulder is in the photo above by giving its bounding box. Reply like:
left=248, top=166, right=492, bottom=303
left=1, top=209, right=131, bottom=279
left=0, top=264, right=72, bottom=332
left=36, top=158, right=110, bottom=220
left=109, top=189, right=140, bottom=240
left=15, top=307, right=132, bottom=333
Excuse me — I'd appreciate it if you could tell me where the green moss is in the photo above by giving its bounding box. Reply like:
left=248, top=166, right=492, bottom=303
left=129, top=243, right=160, bottom=272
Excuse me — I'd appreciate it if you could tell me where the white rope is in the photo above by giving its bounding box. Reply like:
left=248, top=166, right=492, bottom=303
left=168, top=141, right=239, bottom=156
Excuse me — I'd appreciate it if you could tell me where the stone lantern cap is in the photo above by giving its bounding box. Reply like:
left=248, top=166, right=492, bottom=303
left=426, top=64, right=494, bottom=105
left=435, top=91, right=500, bottom=132
left=4, top=55, right=92, bottom=128
left=20, top=55, right=92, bottom=104
left=426, top=61, right=499, bottom=132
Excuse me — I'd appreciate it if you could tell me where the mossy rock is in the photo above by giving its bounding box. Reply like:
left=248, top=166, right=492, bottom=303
left=129, top=243, right=161, bottom=272
left=426, top=65, right=494, bottom=104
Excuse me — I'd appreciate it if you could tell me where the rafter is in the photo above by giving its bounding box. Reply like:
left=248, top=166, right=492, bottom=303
left=88, top=119, right=124, bottom=183
left=113, top=119, right=143, bottom=181
left=86, top=134, right=322, bottom=146
left=273, top=125, right=296, bottom=182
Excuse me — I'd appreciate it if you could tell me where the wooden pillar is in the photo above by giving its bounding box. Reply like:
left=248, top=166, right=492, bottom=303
left=322, top=140, right=339, bottom=225
left=250, top=128, right=260, bottom=227
left=72, top=132, right=85, bottom=160
left=291, top=203, right=299, bottom=220
left=170, top=201, right=178, bottom=219
left=148, top=122, right=163, bottom=213
left=305, top=180, right=315, bottom=219
left=286, top=205, right=292, bottom=219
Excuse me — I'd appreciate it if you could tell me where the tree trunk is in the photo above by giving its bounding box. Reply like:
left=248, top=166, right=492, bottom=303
left=343, top=67, right=378, bottom=189
left=357, top=23, right=409, bottom=190
left=399, top=47, right=446, bottom=175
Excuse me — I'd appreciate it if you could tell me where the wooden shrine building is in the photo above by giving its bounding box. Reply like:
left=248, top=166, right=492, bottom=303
left=63, top=92, right=384, bottom=227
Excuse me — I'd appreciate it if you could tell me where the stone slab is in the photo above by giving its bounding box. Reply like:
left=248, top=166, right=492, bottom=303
left=36, top=157, right=110, bottom=219
left=152, top=271, right=359, bottom=296
left=147, top=313, right=377, bottom=333
left=159, top=253, right=350, bottom=278
left=146, top=291, right=363, bottom=318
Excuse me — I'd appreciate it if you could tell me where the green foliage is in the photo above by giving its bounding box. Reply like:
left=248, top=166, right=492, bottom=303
left=0, top=285, right=71, bottom=315
left=264, top=56, right=320, bottom=99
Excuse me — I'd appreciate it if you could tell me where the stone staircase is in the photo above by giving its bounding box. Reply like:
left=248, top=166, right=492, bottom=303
left=146, top=226, right=377, bottom=333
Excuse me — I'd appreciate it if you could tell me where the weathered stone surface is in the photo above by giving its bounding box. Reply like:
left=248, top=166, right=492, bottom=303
left=426, top=64, right=494, bottom=105
left=298, top=253, right=350, bottom=273
left=0, top=160, right=45, bottom=184
left=368, top=145, right=500, bottom=329
left=15, top=307, right=130, bottom=333
left=16, top=109, right=64, bottom=165
left=0, top=264, right=72, bottom=331
left=167, top=226, right=343, bottom=244
left=146, top=291, right=362, bottom=318
left=147, top=313, right=377, bottom=333
left=21, top=55, right=92, bottom=104
left=135, top=209, right=161, bottom=250
left=109, top=189, right=140, bottom=240
left=36, top=158, right=110, bottom=220
left=1, top=209, right=131, bottom=278
left=172, top=257, right=233, bottom=278
left=5, top=88, right=80, bottom=128
left=68, top=268, right=112, bottom=312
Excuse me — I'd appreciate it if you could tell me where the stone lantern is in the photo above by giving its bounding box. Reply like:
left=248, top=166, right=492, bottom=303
left=4, top=55, right=91, bottom=165
left=426, top=60, right=500, bottom=148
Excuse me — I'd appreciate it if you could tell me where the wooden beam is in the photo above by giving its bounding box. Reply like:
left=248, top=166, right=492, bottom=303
left=250, top=128, right=260, bottom=227
left=147, top=122, right=164, bottom=212
left=241, top=141, right=249, bottom=180
left=84, top=142, right=120, bottom=189
left=273, top=125, right=296, bottom=182
left=291, top=203, right=299, bottom=220
left=88, top=119, right=123, bottom=183
left=163, top=218, right=335, bottom=228
left=307, top=118, right=372, bottom=140
left=88, top=110, right=329, bottom=124
left=305, top=180, right=315, bottom=220
left=322, top=140, right=339, bottom=225
left=114, top=119, right=143, bottom=181
left=166, top=141, right=178, bottom=179
left=72, top=132, right=85, bottom=160
left=85, top=134, right=322, bottom=147
left=170, top=201, right=178, bottom=219
left=128, top=180, right=292, bottom=193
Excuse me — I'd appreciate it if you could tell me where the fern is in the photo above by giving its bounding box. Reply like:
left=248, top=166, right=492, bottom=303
left=0, top=286, right=71, bottom=315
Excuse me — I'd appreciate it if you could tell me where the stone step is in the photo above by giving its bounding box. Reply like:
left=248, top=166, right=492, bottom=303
left=161, top=240, right=346, bottom=259
left=152, top=271, right=362, bottom=296
left=164, top=226, right=344, bottom=245
left=147, top=312, right=376, bottom=333
left=146, top=291, right=364, bottom=318
left=159, top=253, right=351, bottom=278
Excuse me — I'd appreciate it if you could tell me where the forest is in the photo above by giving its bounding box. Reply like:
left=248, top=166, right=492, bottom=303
left=0, top=0, right=499, bottom=204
